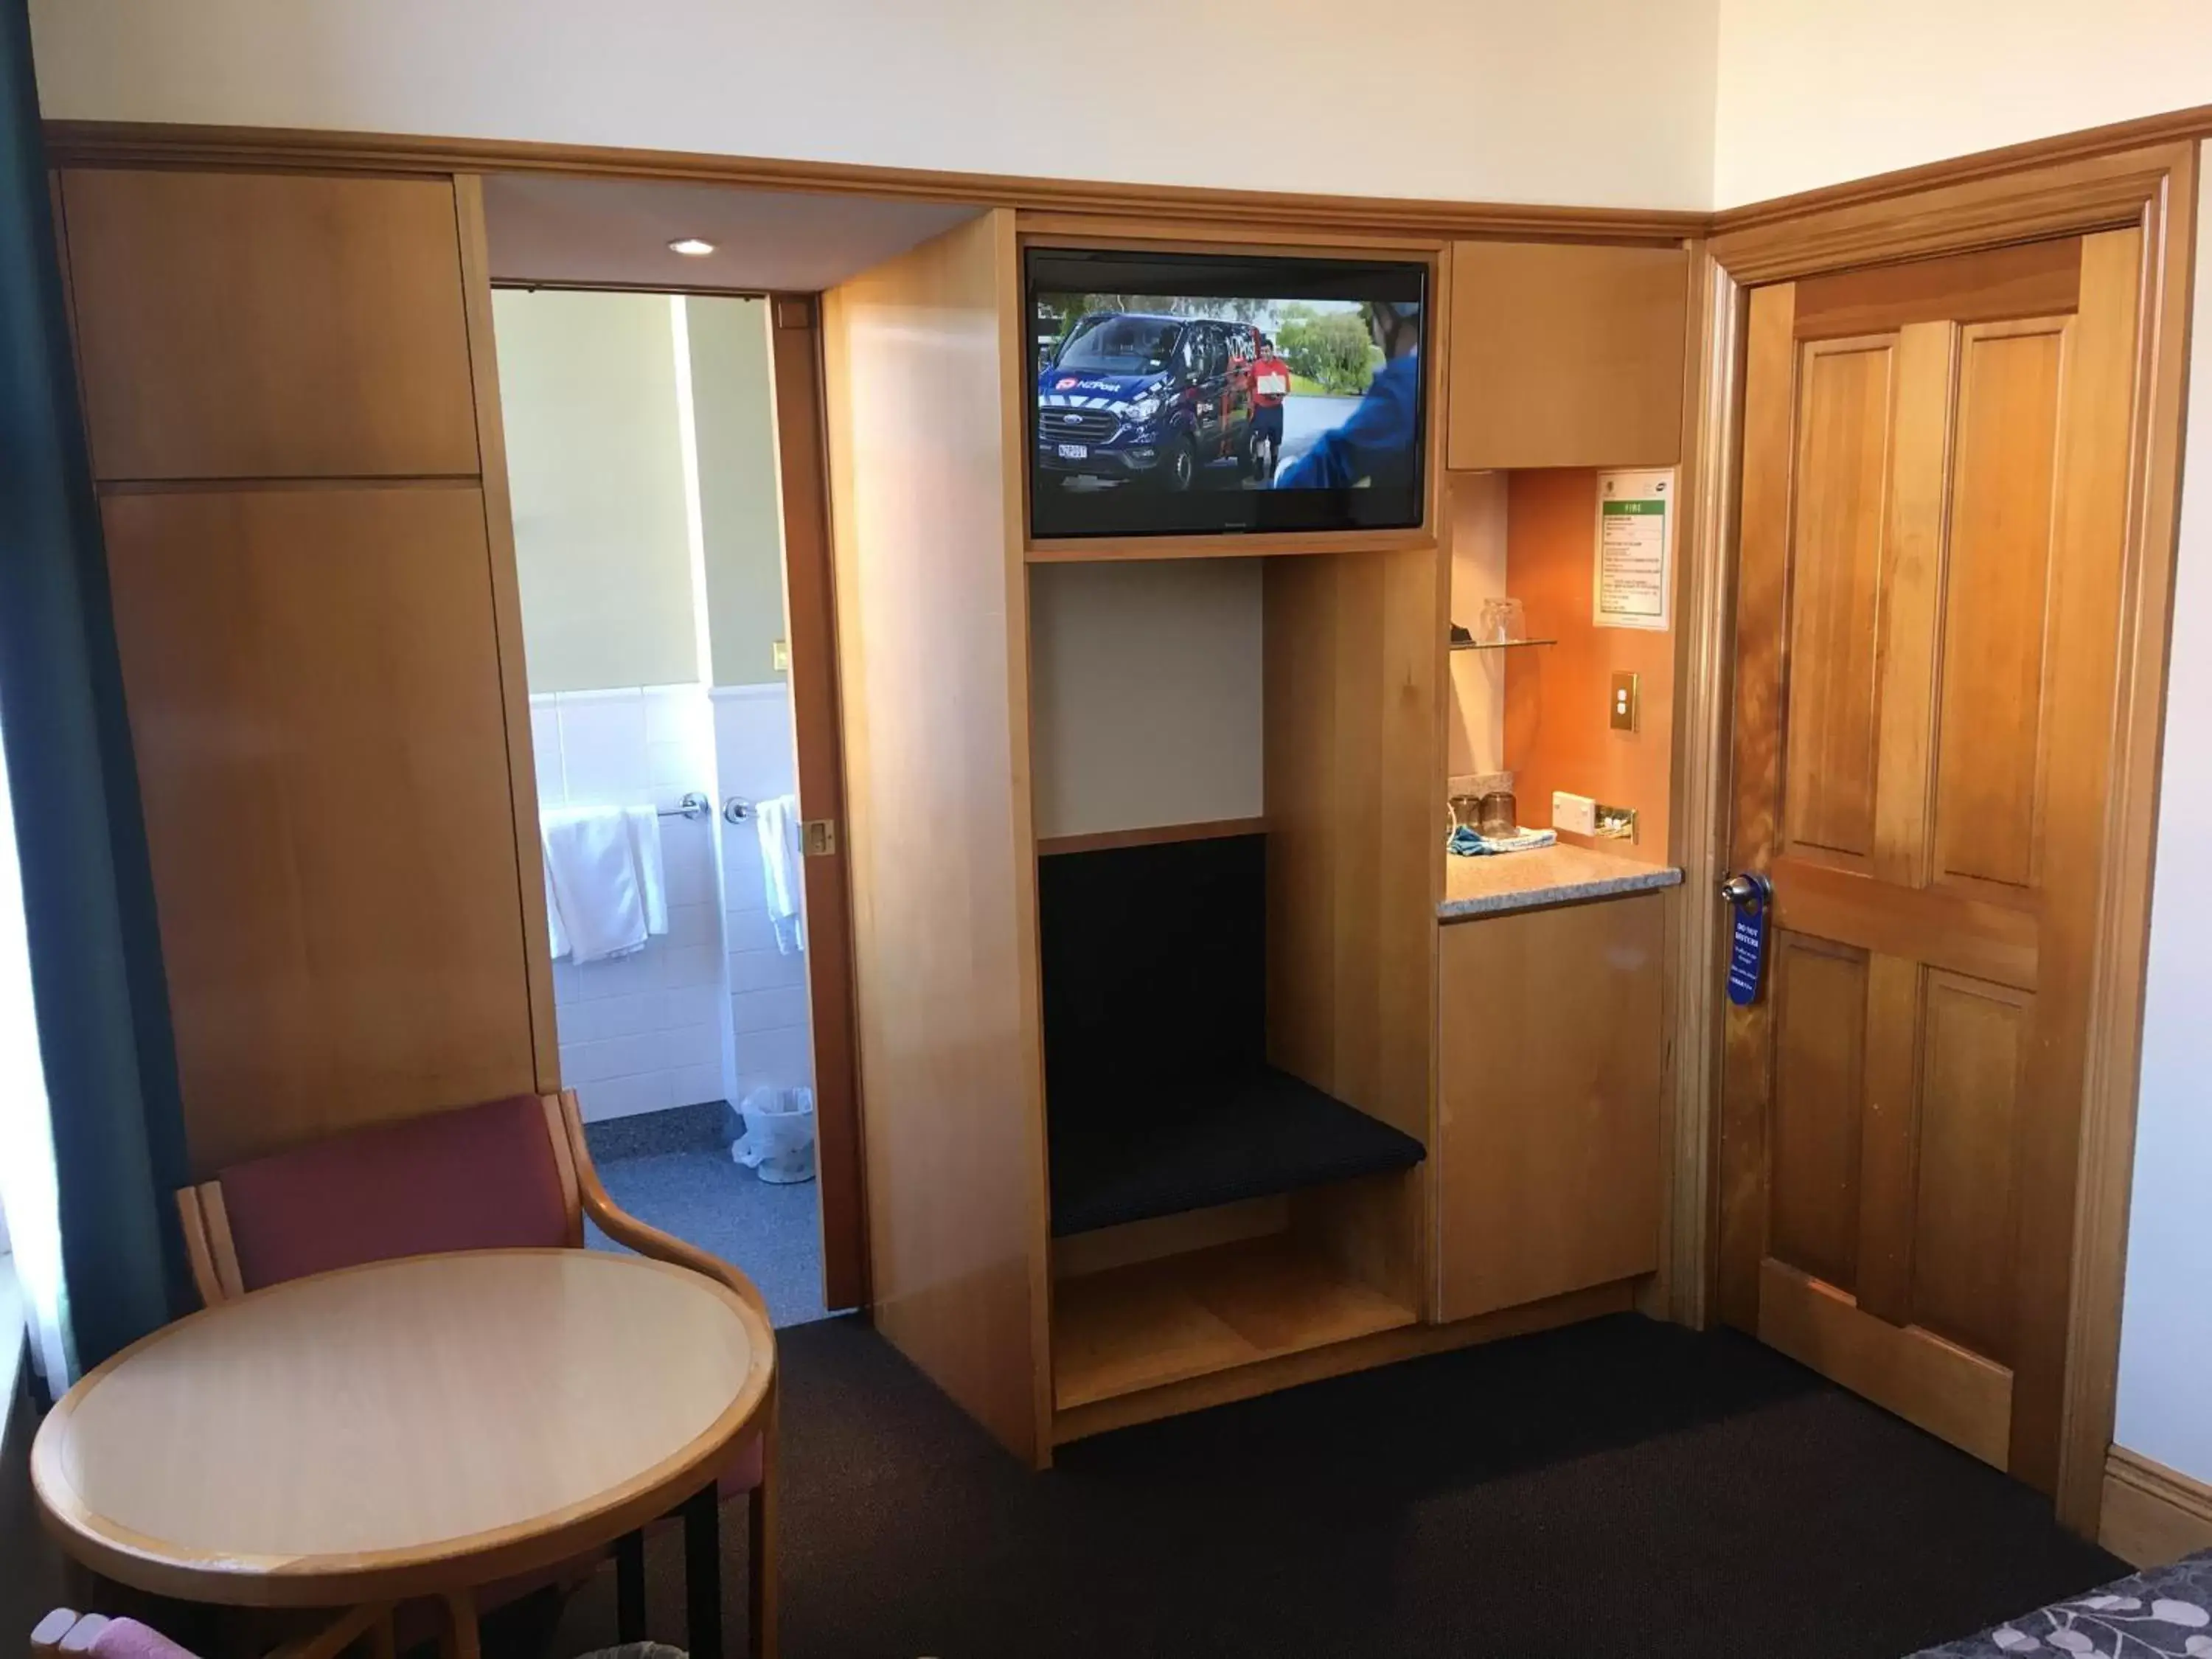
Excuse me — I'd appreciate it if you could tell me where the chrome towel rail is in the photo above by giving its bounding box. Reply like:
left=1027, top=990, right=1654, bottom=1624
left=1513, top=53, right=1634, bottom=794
left=659, top=793, right=712, bottom=821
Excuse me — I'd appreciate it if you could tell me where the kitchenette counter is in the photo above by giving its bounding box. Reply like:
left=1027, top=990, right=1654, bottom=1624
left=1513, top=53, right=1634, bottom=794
left=1439, top=842, right=1683, bottom=921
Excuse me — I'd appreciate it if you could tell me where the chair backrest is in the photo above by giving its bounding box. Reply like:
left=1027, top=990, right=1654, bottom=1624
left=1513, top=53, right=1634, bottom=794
left=180, top=1093, right=582, bottom=1302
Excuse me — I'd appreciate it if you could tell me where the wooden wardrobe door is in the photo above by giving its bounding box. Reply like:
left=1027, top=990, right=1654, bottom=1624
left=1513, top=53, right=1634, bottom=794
left=61, top=170, right=481, bottom=481
left=1718, top=233, right=2142, bottom=1491
left=102, top=487, right=538, bottom=1172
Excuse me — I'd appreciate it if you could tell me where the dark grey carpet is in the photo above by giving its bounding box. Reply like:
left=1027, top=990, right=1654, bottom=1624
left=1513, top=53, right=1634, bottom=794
left=547, top=1312, right=2124, bottom=1659
left=585, top=1137, right=830, bottom=1329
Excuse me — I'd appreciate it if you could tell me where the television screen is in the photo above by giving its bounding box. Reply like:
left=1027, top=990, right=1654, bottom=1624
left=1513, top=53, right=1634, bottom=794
left=1027, top=248, right=1428, bottom=540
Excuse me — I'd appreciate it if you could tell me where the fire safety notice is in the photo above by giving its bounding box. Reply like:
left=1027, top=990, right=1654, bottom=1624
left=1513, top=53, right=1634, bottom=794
left=1593, top=469, right=1674, bottom=631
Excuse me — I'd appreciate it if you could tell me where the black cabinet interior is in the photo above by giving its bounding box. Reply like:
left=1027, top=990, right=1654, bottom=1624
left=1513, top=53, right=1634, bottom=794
left=1039, top=832, right=1425, bottom=1236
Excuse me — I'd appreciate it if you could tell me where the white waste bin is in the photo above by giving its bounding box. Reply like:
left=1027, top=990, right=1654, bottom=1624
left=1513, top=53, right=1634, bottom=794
left=733, top=1086, right=815, bottom=1184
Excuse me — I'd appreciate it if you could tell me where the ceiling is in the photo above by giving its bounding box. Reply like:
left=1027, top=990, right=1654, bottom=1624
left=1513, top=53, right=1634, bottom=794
left=481, top=173, right=983, bottom=293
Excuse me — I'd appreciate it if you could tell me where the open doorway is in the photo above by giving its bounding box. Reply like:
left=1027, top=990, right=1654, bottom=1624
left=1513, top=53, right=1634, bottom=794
left=493, top=284, right=827, bottom=1324
left=478, top=172, right=984, bottom=1330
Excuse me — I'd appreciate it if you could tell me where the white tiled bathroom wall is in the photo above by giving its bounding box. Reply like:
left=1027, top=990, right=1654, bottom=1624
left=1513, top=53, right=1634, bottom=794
left=534, top=684, right=730, bottom=1121
left=714, top=684, right=815, bottom=1105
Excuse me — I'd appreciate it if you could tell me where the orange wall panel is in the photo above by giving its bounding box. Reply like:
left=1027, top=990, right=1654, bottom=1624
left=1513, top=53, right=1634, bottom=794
left=1503, top=469, right=1674, bottom=864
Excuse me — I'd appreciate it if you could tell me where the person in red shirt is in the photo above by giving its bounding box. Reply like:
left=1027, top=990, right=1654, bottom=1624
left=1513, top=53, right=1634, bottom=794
left=1248, top=330, right=1291, bottom=482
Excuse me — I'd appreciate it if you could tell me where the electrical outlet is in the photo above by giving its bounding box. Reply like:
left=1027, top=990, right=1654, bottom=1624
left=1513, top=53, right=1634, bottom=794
left=1610, top=672, right=1641, bottom=732
left=1553, top=790, right=1597, bottom=835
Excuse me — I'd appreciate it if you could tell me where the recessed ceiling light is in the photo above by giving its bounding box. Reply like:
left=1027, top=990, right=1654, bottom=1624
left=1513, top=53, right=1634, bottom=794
left=668, top=237, right=716, bottom=257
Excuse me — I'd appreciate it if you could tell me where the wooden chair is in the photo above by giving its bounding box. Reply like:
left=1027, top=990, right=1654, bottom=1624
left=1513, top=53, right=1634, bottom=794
left=31, top=1607, right=392, bottom=1659
left=171, top=1090, right=777, bottom=1659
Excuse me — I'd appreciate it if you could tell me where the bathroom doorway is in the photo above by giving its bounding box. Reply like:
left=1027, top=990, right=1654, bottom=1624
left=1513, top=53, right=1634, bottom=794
left=493, top=284, right=833, bottom=1326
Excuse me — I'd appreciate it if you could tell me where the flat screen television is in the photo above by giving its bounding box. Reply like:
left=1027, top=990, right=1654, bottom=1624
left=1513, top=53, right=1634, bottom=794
left=1026, top=247, right=1429, bottom=540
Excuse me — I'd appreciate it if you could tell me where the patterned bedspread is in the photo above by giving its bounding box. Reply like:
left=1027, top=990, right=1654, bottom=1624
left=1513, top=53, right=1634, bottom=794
left=1910, top=1552, right=2212, bottom=1658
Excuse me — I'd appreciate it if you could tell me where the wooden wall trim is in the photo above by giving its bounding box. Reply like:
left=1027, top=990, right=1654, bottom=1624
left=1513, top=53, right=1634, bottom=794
left=1686, top=139, right=2199, bottom=1539
left=41, top=108, right=2212, bottom=258
left=1658, top=240, right=1742, bottom=1329
left=38, top=120, right=1705, bottom=245
left=453, top=174, right=560, bottom=1093
left=2055, top=140, right=2200, bottom=1537
left=2100, top=1447, right=2212, bottom=1566
left=1712, top=145, right=2188, bottom=285
left=1711, top=103, right=2212, bottom=237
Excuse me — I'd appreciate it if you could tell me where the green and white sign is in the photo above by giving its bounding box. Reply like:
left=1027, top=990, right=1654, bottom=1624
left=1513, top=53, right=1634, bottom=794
left=1593, top=468, right=1674, bottom=631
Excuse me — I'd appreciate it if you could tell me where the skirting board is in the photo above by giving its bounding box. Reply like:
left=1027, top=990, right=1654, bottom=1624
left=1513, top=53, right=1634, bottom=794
left=2101, top=1447, right=2212, bottom=1566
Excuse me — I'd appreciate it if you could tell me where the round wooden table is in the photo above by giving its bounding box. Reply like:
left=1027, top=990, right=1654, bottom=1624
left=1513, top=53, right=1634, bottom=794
left=32, top=1249, right=774, bottom=1655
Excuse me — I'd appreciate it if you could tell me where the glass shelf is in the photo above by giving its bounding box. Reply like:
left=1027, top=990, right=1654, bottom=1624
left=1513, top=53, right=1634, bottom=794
left=1450, top=636, right=1558, bottom=651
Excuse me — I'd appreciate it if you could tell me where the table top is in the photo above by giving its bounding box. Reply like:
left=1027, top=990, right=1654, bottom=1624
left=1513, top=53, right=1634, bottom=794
left=32, top=1248, right=773, bottom=1607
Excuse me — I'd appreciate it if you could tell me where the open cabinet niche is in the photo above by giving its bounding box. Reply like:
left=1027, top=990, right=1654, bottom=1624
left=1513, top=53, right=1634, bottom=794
left=1446, top=467, right=1677, bottom=859
left=1029, top=549, right=1442, bottom=1439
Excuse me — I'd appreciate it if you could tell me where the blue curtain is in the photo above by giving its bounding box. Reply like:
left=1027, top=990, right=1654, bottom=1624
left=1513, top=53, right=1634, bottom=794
left=0, top=0, right=187, bottom=1374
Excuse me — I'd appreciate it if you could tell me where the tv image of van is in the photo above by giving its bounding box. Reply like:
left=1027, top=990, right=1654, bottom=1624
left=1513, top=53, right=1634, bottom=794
left=1035, top=313, right=1267, bottom=493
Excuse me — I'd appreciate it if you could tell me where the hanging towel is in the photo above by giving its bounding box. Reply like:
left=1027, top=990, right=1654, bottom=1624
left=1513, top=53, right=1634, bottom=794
left=542, top=805, right=648, bottom=964
left=622, top=804, right=669, bottom=938
left=754, top=793, right=807, bottom=956
left=543, top=858, right=571, bottom=961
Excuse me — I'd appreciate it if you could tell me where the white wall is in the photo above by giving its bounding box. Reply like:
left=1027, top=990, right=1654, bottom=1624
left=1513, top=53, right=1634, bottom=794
left=495, top=290, right=700, bottom=695
left=26, top=0, right=1719, bottom=210
left=688, top=298, right=789, bottom=690
left=2113, top=147, right=2212, bottom=1487
left=1713, top=0, right=2212, bottom=206
left=1028, top=561, right=1264, bottom=841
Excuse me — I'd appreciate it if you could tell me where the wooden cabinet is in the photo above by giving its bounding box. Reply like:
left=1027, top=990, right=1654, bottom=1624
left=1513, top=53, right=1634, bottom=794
left=61, top=170, right=481, bottom=481
left=60, top=165, right=550, bottom=1176
left=1446, top=240, right=1688, bottom=471
left=103, top=487, right=540, bottom=1172
left=1435, top=893, right=1663, bottom=1321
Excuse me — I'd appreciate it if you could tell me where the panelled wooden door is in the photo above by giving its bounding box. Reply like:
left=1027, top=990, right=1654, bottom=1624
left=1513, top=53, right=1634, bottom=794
left=1719, top=232, right=2143, bottom=1492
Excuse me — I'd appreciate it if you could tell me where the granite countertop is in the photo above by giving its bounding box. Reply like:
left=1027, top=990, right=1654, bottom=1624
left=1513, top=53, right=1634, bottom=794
left=1439, top=841, right=1684, bottom=920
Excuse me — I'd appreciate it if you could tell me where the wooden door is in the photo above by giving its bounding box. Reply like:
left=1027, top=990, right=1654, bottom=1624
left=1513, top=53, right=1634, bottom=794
left=1436, top=894, right=1663, bottom=1322
left=1718, top=232, right=2143, bottom=1492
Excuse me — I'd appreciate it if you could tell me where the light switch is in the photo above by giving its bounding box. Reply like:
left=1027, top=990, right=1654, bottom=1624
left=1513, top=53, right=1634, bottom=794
left=772, top=639, right=791, bottom=673
left=1610, top=672, right=1641, bottom=732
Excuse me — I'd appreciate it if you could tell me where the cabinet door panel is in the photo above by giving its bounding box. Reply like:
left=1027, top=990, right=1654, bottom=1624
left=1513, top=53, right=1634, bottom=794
left=1436, top=893, right=1664, bottom=1321
left=63, top=170, right=481, bottom=481
left=1447, top=241, right=1687, bottom=470
left=104, top=486, right=537, bottom=1172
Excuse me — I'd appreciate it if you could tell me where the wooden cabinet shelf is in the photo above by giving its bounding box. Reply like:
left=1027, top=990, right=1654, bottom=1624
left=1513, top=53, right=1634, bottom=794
left=1051, top=1233, right=1416, bottom=1411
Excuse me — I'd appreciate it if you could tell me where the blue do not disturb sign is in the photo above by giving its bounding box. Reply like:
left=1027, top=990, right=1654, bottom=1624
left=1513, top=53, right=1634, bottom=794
left=1724, top=873, right=1773, bottom=1008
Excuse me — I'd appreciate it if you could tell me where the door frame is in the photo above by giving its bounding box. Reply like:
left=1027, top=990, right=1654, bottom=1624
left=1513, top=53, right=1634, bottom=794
left=1669, top=139, right=2199, bottom=1534
left=475, top=263, right=871, bottom=1312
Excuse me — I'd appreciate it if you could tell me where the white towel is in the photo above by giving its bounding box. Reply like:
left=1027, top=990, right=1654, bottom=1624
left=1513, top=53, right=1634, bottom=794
left=542, top=805, right=647, bottom=964
left=543, top=858, right=571, bottom=961
left=754, top=793, right=806, bottom=956
left=622, top=804, right=669, bottom=938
